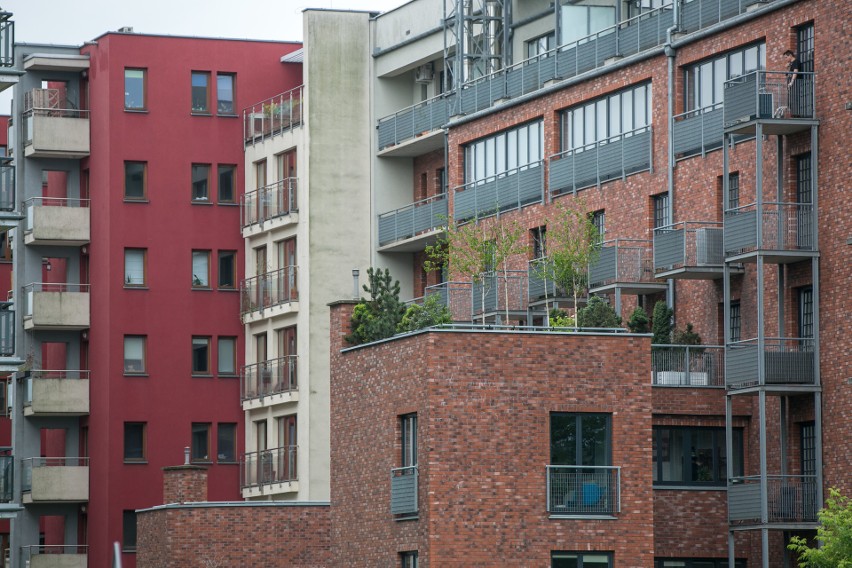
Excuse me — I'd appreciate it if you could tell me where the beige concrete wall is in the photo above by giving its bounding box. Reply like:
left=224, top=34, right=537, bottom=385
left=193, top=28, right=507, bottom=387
left=29, top=378, right=89, bottom=415
left=30, top=554, right=88, bottom=568
left=27, top=292, right=90, bottom=329
left=27, top=115, right=90, bottom=157
left=30, top=466, right=88, bottom=502
left=27, top=206, right=90, bottom=244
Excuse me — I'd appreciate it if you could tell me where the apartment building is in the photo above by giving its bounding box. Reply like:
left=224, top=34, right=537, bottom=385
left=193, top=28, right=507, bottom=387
left=2, top=28, right=301, bottom=567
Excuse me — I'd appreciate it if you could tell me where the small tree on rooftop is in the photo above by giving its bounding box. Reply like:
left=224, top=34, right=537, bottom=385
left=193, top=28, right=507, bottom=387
left=397, top=293, right=452, bottom=333
left=345, top=267, right=404, bottom=345
left=627, top=306, right=650, bottom=333
left=651, top=300, right=674, bottom=345
left=576, top=295, right=621, bottom=328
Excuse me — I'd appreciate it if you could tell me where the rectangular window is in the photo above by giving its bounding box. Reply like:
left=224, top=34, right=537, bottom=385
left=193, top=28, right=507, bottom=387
left=464, top=121, right=543, bottom=184
left=216, top=73, right=236, bottom=114
left=122, top=510, right=138, bottom=552
left=729, top=301, right=741, bottom=343
left=123, top=422, right=146, bottom=462
left=531, top=226, right=547, bottom=259
left=552, top=552, right=612, bottom=568
left=124, top=161, right=147, bottom=200
left=401, top=551, right=419, bottom=568
left=653, top=193, right=670, bottom=229
left=124, top=336, right=147, bottom=374
left=217, top=337, right=237, bottom=376
left=217, top=251, right=237, bottom=289
left=191, top=71, right=210, bottom=113
left=191, top=164, right=210, bottom=202
left=124, top=249, right=146, bottom=287
left=796, top=23, right=814, bottom=73
left=401, top=414, right=417, bottom=469
left=217, top=164, right=236, bottom=203
left=192, top=337, right=211, bottom=375
left=124, top=69, right=146, bottom=111
left=559, top=5, right=615, bottom=44
left=798, top=287, right=813, bottom=339
left=728, top=172, right=740, bottom=210
left=652, top=426, right=743, bottom=486
left=526, top=32, right=555, bottom=59
left=217, top=423, right=237, bottom=463
left=550, top=413, right=611, bottom=466
left=801, top=422, right=815, bottom=477
left=192, top=250, right=210, bottom=288
left=191, top=423, right=211, bottom=462
left=655, top=559, right=746, bottom=568
left=561, top=83, right=651, bottom=151
left=591, top=210, right=606, bottom=242
left=685, top=43, right=766, bottom=111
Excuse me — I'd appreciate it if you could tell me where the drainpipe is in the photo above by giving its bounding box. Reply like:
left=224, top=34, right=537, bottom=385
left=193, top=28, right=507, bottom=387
left=664, top=1, right=680, bottom=309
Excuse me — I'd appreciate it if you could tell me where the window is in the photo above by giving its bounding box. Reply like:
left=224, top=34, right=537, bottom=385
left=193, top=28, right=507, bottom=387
left=685, top=43, right=766, bottom=111
left=652, top=426, right=743, bottom=486
left=191, top=423, right=211, bottom=462
left=464, top=121, right=543, bottom=184
left=561, top=83, right=651, bottom=151
left=729, top=301, right=741, bottom=343
left=124, top=422, right=146, bottom=461
left=124, top=161, right=147, bottom=200
left=192, top=250, right=210, bottom=288
left=796, top=23, right=814, bottom=73
left=591, top=210, right=606, bottom=242
left=526, top=32, right=555, bottom=59
left=191, top=164, right=210, bottom=202
left=217, top=423, right=237, bottom=463
left=122, top=510, right=138, bottom=552
left=653, top=193, right=670, bottom=230
left=401, top=414, right=417, bottom=469
left=218, top=251, right=237, bottom=289
left=217, top=165, right=236, bottom=203
left=655, top=559, right=745, bottom=568
left=436, top=167, right=447, bottom=196
left=124, top=69, right=146, bottom=110
left=124, top=336, right=147, bottom=374
left=216, top=73, right=236, bottom=114
left=728, top=172, right=740, bottom=210
left=531, top=226, right=547, bottom=259
left=798, top=287, right=813, bottom=339
left=551, top=413, right=610, bottom=466
left=217, top=337, right=237, bottom=375
left=801, top=422, right=815, bottom=477
left=192, top=337, right=211, bottom=375
left=191, top=71, right=210, bottom=113
left=124, top=249, right=146, bottom=287
left=559, top=4, right=615, bottom=44
left=401, top=551, right=419, bottom=568
left=277, top=415, right=298, bottom=480
left=552, top=552, right=612, bottom=568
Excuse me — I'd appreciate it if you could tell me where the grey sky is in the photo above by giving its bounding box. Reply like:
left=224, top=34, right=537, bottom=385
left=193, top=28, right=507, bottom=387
left=1, top=0, right=411, bottom=112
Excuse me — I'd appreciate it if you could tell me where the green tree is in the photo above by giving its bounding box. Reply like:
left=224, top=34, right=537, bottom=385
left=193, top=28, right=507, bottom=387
left=345, top=267, right=404, bottom=345
left=788, top=488, right=852, bottom=567
left=576, top=296, right=621, bottom=328
left=651, top=300, right=674, bottom=344
left=397, top=293, right=452, bottom=333
left=627, top=306, right=650, bottom=333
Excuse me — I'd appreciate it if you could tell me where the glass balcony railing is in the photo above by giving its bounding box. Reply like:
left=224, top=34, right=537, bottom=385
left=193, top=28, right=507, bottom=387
left=546, top=465, right=621, bottom=516
left=240, top=356, right=297, bottom=401
left=241, top=178, right=297, bottom=228
left=240, top=446, right=297, bottom=489
left=239, top=267, right=298, bottom=316
left=243, top=86, right=303, bottom=145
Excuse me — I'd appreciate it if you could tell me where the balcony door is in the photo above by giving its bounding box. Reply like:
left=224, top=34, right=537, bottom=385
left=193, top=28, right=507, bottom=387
left=277, top=238, right=297, bottom=300
left=277, top=415, right=297, bottom=481
left=277, top=326, right=297, bottom=389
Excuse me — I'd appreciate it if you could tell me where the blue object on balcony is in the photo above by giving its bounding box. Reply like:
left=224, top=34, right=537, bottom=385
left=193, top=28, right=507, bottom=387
left=582, top=481, right=601, bottom=506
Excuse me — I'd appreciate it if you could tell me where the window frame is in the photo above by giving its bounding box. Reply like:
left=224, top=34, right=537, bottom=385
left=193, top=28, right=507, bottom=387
left=217, top=336, right=237, bottom=376
left=123, top=335, right=147, bottom=375
left=400, top=551, right=419, bottom=568
left=653, top=193, right=670, bottom=230
left=123, top=248, right=147, bottom=288
left=217, top=250, right=237, bottom=289
left=124, top=68, right=147, bottom=111
left=552, top=551, right=613, bottom=568
left=729, top=301, right=741, bottom=343
left=561, top=82, right=651, bottom=152
left=191, top=422, right=212, bottom=463
left=191, top=163, right=211, bottom=203
left=401, top=413, right=417, bottom=469
left=727, top=172, right=740, bottom=210
left=123, top=422, right=147, bottom=463
left=122, top=510, right=138, bottom=552
left=217, top=164, right=237, bottom=203
left=550, top=413, right=612, bottom=467
left=216, top=73, right=236, bottom=115
left=191, top=71, right=211, bottom=114
left=652, top=425, right=743, bottom=487
left=191, top=336, right=212, bottom=376
left=217, top=422, right=238, bottom=463
left=124, top=161, right=147, bottom=201
left=191, top=250, right=211, bottom=289
left=684, top=42, right=766, bottom=112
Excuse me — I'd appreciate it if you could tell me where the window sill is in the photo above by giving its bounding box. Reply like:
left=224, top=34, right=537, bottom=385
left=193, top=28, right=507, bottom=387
left=191, top=200, right=214, bottom=205
left=217, top=460, right=239, bottom=465
left=123, top=286, right=148, bottom=290
left=217, top=202, right=239, bottom=207
left=122, top=549, right=137, bottom=554
left=123, top=460, right=148, bottom=465
left=124, top=109, right=148, bottom=114
left=191, top=111, right=212, bottom=117
left=123, top=373, right=149, bottom=378
left=191, top=460, right=213, bottom=465
left=217, top=287, right=238, bottom=292
left=192, top=374, right=214, bottom=378
left=191, top=287, right=212, bottom=291
left=123, top=199, right=149, bottom=204
left=218, top=374, right=239, bottom=379
left=548, top=514, right=617, bottom=520
left=217, top=113, right=239, bottom=118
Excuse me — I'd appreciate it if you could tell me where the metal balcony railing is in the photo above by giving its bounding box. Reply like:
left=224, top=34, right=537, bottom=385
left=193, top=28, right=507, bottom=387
left=728, top=475, right=818, bottom=525
left=240, top=446, right=297, bottom=488
left=589, top=239, right=655, bottom=289
left=724, top=71, right=815, bottom=127
left=390, top=466, right=418, bottom=516
left=23, top=89, right=89, bottom=144
left=654, top=221, right=724, bottom=272
left=240, top=266, right=298, bottom=315
left=546, top=465, right=621, bottom=515
left=0, top=453, right=12, bottom=502
left=0, top=303, right=13, bottom=356
left=0, top=157, right=14, bottom=212
left=472, top=270, right=528, bottom=318
left=453, top=162, right=544, bottom=222
left=378, top=194, right=448, bottom=247
left=243, top=86, right=303, bottom=145
left=240, top=356, right=297, bottom=401
left=21, top=457, right=90, bottom=492
left=25, top=370, right=90, bottom=406
left=21, top=545, right=89, bottom=561
left=241, top=178, right=298, bottom=228
left=0, top=11, right=14, bottom=67
left=652, top=345, right=724, bottom=387
left=377, top=93, right=452, bottom=151
left=549, top=126, right=653, bottom=197
left=726, top=338, right=816, bottom=389
left=724, top=202, right=815, bottom=256
left=528, top=258, right=567, bottom=302
left=407, top=282, right=473, bottom=323
left=673, top=103, right=724, bottom=158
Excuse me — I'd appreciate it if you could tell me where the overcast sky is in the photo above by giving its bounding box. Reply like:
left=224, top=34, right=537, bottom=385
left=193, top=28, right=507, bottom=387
left=1, top=0, right=411, bottom=112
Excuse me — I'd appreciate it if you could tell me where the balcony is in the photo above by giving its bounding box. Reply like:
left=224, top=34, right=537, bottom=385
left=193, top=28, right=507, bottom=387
left=0, top=13, right=16, bottom=93
left=243, top=86, right=303, bottom=145
left=654, top=221, right=739, bottom=279
left=673, top=104, right=724, bottom=159
left=241, top=356, right=297, bottom=403
left=726, top=338, right=816, bottom=391
left=546, top=465, right=621, bottom=517
left=0, top=453, right=12, bottom=502
left=22, top=457, right=89, bottom=503
left=24, top=197, right=90, bottom=246
left=240, top=446, right=297, bottom=495
left=724, top=202, right=817, bottom=263
left=651, top=345, right=724, bottom=387
left=377, top=94, right=450, bottom=156
left=454, top=163, right=543, bottom=223
left=589, top=239, right=667, bottom=295
left=241, top=178, right=297, bottom=230
left=472, top=270, right=528, bottom=322
left=0, top=303, right=13, bottom=356
left=0, top=157, right=14, bottom=212
left=549, top=127, right=652, bottom=198
left=24, top=370, right=90, bottom=416
left=724, top=71, right=816, bottom=136
left=377, top=194, right=447, bottom=251
left=528, top=258, right=567, bottom=305
left=240, top=267, right=298, bottom=320
left=23, top=89, right=90, bottom=159
left=411, top=282, right=472, bottom=324
left=728, top=475, right=818, bottom=527
left=22, top=546, right=88, bottom=568
left=390, top=466, right=418, bottom=518
left=22, top=283, right=90, bottom=331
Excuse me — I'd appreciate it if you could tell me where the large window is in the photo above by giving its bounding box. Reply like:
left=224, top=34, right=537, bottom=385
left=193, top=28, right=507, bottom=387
left=218, top=251, right=236, bottom=289
left=216, top=73, right=236, bottom=114
left=191, top=71, right=210, bottom=113
left=561, top=83, right=652, bottom=151
left=401, top=414, right=417, bottom=469
left=218, top=165, right=236, bottom=203
left=191, top=164, right=210, bottom=202
left=124, top=249, right=146, bottom=287
left=124, top=69, right=146, bottom=111
left=122, top=511, right=138, bottom=552
left=464, top=121, right=543, bottom=184
left=552, top=552, right=612, bottom=568
left=192, top=337, right=211, bottom=375
left=551, top=413, right=610, bottom=466
left=191, top=423, right=211, bottom=462
left=652, top=426, right=743, bottom=486
left=526, top=32, right=555, bottom=59
left=124, top=422, right=147, bottom=462
left=192, top=250, right=210, bottom=288
left=124, top=336, right=147, bottom=374
left=559, top=5, right=615, bottom=45
left=217, top=337, right=237, bottom=376
left=217, top=423, right=237, bottom=463
left=685, top=43, right=765, bottom=111
left=655, top=559, right=745, bottom=568
left=124, top=161, right=147, bottom=200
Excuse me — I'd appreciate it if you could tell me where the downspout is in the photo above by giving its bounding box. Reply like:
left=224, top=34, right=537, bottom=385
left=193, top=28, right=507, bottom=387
left=664, top=1, right=680, bottom=309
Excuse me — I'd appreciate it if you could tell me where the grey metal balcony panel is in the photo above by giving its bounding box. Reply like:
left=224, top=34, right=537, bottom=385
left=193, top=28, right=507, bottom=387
left=576, top=41, right=597, bottom=75
left=557, top=45, right=578, bottom=79
left=726, top=346, right=816, bottom=387
left=696, top=228, right=724, bottom=265
left=728, top=482, right=761, bottom=521
left=574, top=149, right=599, bottom=189
left=377, top=120, right=395, bottom=150
left=724, top=73, right=760, bottom=127
left=673, top=107, right=724, bottom=157
left=378, top=211, right=412, bottom=246
left=395, top=108, right=414, bottom=143
left=539, top=56, right=557, bottom=85
left=549, top=155, right=574, bottom=196
left=517, top=166, right=544, bottom=207
left=528, top=269, right=556, bottom=301
left=619, top=26, right=639, bottom=57
left=390, top=472, right=417, bottom=515
left=473, top=274, right=498, bottom=314
left=597, top=142, right=622, bottom=182
left=654, top=229, right=685, bottom=269
left=725, top=210, right=757, bottom=253
left=638, top=12, right=665, bottom=51
left=596, top=32, right=617, bottom=62
left=589, top=246, right=616, bottom=287
left=623, top=129, right=652, bottom=173
left=729, top=477, right=819, bottom=524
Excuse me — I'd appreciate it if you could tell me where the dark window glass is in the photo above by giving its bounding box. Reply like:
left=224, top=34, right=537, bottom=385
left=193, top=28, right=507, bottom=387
left=401, top=414, right=417, bottom=468
left=653, top=193, right=670, bottom=229
left=218, top=165, right=236, bottom=203
left=798, top=287, right=813, bottom=339
left=216, top=73, right=236, bottom=114
left=801, top=422, right=815, bottom=477
left=191, top=423, right=211, bottom=462
left=191, top=164, right=210, bottom=201
left=551, top=414, right=610, bottom=466
left=218, top=251, right=236, bottom=289
left=532, top=226, right=547, bottom=259
left=552, top=552, right=612, bottom=568
left=652, top=426, right=743, bottom=486
left=728, top=172, right=739, bottom=210
left=192, top=337, right=210, bottom=375
left=401, top=551, right=419, bottom=568
left=729, top=301, right=741, bottom=343
left=191, top=72, right=210, bottom=113
left=124, top=423, right=146, bottom=461
left=124, top=162, right=146, bottom=200
left=217, top=423, right=237, bottom=462
left=122, top=510, right=137, bottom=551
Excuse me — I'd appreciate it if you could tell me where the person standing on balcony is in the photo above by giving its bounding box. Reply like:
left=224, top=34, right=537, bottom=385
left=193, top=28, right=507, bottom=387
left=784, top=50, right=801, bottom=117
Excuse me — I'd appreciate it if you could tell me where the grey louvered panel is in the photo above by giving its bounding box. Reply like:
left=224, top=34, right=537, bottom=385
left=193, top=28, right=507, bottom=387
left=557, top=45, right=578, bottom=79
left=473, top=274, right=498, bottom=313
left=378, top=208, right=415, bottom=246
left=478, top=78, right=495, bottom=111
left=701, top=107, right=724, bottom=148
left=720, top=0, right=740, bottom=20
left=576, top=41, right=597, bottom=74
left=573, top=147, right=599, bottom=190
left=412, top=103, right=430, bottom=135
left=724, top=73, right=757, bottom=127
left=595, top=32, right=617, bottom=63
left=589, top=246, right=616, bottom=287
left=391, top=473, right=418, bottom=515
left=377, top=119, right=396, bottom=150
left=549, top=155, right=575, bottom=196
left=528, top=269, right=557, bottom=300
left=673, top=114, right=703, bottom=157
left=728, top=482, right=762, bottom=521
left=517, top=166, right=544, bottom=207
left=460, top=87, right=477, bottom=115
left=726, top=345, right=758, bottom=387
left=454, top=187, right=477, bottom=222
left=654, top=229, right=685, bottom=269
left=619, top=24, right=640, bottom=58
left=445, top=93, right=460, bottom=117
left=681, top=0, right=701, bottom=33
left=765, top=351, right=815, bottom=384
left=638, top=12, right=665, bottom=51
left=412, top=199, right=443, bottom=235
left=539, top=56, right=557, bottom=85
left=623, top=129, right=651, bottom=174
left=725, top=210, right=757, bottom=254
left=496, top=174, right=517, bottom=212
left=433, top=97, right=449, bottom=129
left=394, top=108, right=415, bottom=144
left=505, top=66, right=523, bottom=98
left=701, top=0, right=722, bottom=27
left=523, top=63, right=541, bottom=95
left=597, top=140, right=623, bottom=183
